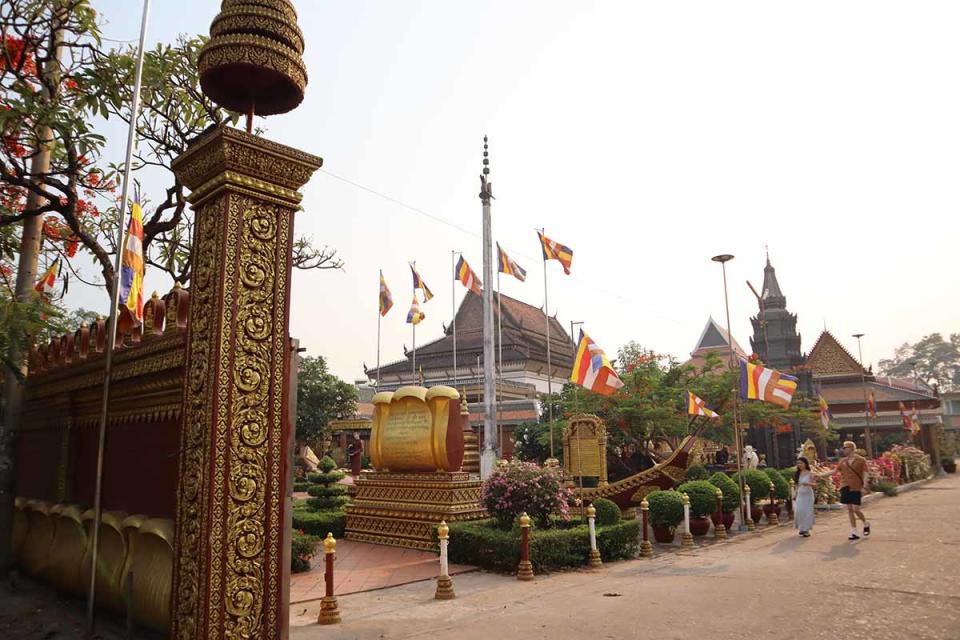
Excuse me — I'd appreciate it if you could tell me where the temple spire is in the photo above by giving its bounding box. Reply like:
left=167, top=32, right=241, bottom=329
left=761, top=250, right=784, bottom=307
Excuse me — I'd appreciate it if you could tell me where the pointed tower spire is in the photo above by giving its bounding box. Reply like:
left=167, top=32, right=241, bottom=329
left=761, top=250, right=785, bottom=307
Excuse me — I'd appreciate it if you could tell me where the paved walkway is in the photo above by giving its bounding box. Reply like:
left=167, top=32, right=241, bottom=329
left=291, top=472, right=960, bottom=639
left=290, top=540, right=475, bottom=604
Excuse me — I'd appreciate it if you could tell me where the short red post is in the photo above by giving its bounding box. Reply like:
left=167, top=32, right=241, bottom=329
left=317, top=533, right=341, bottom=625
left=714, top=487, right=727, bottom=539
left=639, top=498, right=653, bottom=557
left=517, top=512, right=534, bottom=580
left=768, top=482, right=780, bottom=525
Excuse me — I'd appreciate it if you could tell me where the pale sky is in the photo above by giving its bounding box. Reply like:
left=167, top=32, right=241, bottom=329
left=66, top=0, right=960, bottom=382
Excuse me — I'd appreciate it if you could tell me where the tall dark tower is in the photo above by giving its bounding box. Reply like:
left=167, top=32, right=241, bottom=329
left=749, top=253, right=803, bottom=371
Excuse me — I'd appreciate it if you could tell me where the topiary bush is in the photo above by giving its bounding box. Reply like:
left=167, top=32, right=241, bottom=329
left=591, top=498, right=621, bottom=526
left=778, top=466, right=797, bottom=484
left=708, top=472, right=740, bottom=512
left=305, top=455, right=350, bottom=511
left=676, top=480, right=717, bottom=518
left=293, top=481, right=311, bottom=493
left=763, top=468, right=791, bottom=500
left=646, top=490, right=683, bottom=528
left=684, top=464, right=709, bottom=481
left=735, top=469, right=773, bottom=502
left=481, top=460, right=572, bottom=528
left=292, top=508, right=347, bottom=538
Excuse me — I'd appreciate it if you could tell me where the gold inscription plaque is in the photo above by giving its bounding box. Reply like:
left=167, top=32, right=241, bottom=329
left=563, top=414, right=608, bottom=484
left=370, top=386, right=461, bottom=472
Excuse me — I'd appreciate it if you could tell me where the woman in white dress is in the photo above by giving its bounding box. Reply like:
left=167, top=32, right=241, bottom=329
left=793, top=456, right=834, bottom=537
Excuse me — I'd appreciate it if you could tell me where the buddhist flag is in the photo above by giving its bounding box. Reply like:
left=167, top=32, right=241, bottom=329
left=739, top=360, right=798, bottom=409
left=686, top=391, right=719, bottom=419
left=34, top=259, right=59, bottom=297
left=406, top=295, right=425, bottom=325
left=570, top=329, right=624, bottom=396
left=867, top=391, right=878, bottom=418
left=497, top=243, right=526, bottom=282
left=118, top=195, right=145, bottom=322
left=898, top=402, right=912, bottom=432
left=910, top=404, right=921, bottom=435
left=538, top=231, right=573, bottom=275
left=379, top=270, right=393, bottom=316
left=818, top=394, right=831, bottom=430
left=410, top=263, right=434, bottom=302
left=455, top=256, right=482, bottom=295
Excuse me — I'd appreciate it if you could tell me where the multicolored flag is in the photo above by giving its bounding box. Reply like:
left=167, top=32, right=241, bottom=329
left=910, top=404, right=921, bottom=435
left=34, top=259, right=59, bottom=297
left=686, top=391, right=719, bottom=419
left=538, top=231, right=573, bottom=275
left=899, top=402, right=912, bottom=432
left=818, top=394, right=831, bottom=430
left=867, top=391, right=878, bottom=418
left=497, top=243, right=526, bottom=282
left=739, top=360, right=798, bottom=408
left=570, top=329, right=624, bottom=396
left=455, top=256, right=482, bottom=295
left=379, top=270, right=393, bottom=316
left=409, top=263, right=434, bottom=302
left=118, top=195, right=145, bottom=322
left=406, top=295, right=425, bottom=325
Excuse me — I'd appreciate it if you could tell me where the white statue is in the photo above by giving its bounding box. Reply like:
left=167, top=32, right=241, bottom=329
left=743, top=445, right=759, bottom=470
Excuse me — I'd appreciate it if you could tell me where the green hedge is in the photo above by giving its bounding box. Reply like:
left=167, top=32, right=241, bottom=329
left=684, top=464, right=709, bottom=481
left=708, top=472, right=740, bottom=512
left=441, top=518, right=639, bottom=572
left=292, top=508, right=346, bottom=538
left=293, top=481, right=311, bottom=493
left=592, top=498, right=621, bottom=526
left=764, top=468, right=791, bottom=500
left=676, top=480, right=717, bottom=518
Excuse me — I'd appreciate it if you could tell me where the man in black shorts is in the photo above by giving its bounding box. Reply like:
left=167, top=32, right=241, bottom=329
left=838, top=441, right=870, bottom=540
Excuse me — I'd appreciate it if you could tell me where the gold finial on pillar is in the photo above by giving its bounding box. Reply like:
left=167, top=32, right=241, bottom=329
left=199, top=0, right=308, bottom=129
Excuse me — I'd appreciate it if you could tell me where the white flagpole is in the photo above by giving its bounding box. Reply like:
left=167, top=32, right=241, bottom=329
left=412, top=317, right=416, bottom=381
left=497, top=269, right=503, bottom=458
left=87, top=0, right=151, bottom=632
left=540, top=228, right=555, bottom=460
left=452, top=250, right=458, bottom=387
left=376, top=271, right=382, bottom=390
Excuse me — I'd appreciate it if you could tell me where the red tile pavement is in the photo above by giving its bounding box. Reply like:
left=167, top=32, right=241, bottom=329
left=289, top=539, right=476, bottom=604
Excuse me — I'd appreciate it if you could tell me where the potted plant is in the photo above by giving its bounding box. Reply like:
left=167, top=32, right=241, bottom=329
left=708, top=471, right=740, bottom=530
left=736, top=469, right=772, bottom=523
left=676, top=480, right=717, bottom=536
left=942, top=458, right=957, bottom=474
left=646, top=490, right=683, bottom=543
left=763, top=468, right=791, bottom=520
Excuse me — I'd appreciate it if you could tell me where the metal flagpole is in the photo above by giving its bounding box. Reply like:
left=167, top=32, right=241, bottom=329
left=87, top=0, right=151, bottom=631
left=452, top=251, right=458, bottom=387
left=497, top=271, right=503, bottom=457
left=479, top=137, right=497, bottom=478
left=541, top=228, right=555, bottom=460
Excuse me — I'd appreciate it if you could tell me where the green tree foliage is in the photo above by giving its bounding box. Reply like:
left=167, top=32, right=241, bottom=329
left=296, top=355, right=357, bottom=444
left=879, top=333, right=960, bottom=391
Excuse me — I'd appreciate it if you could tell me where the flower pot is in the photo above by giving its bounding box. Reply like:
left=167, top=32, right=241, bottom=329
left=652, top=525, right=676, bottom=544
left=762, top=503, right=778, bottom=520
left=690, top=516, right=711, bottom=536
left=722, top=511, right=735, bottom=530
left=750, top=506, right=764, bottom=523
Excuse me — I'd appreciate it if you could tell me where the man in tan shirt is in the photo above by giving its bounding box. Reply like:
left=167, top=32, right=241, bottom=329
left=838, top=440, right=870, bottom=540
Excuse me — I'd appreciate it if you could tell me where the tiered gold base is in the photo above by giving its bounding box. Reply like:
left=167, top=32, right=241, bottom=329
left=462, top=429, right=480, bottom=475
left=435, top=575, right=455, bottom=599
left=317, top=596, right=340, bottom=625
left=345, top=471, right=486, bottom=550
left=640, top=540, right=653, bottom=557
left=681, top=532, right=694, bottom=547
left=517, top=560, right=534, bottom=581
left=714, top=524, right=727, bottom=539
left=588, top=549, right=602, bottom=567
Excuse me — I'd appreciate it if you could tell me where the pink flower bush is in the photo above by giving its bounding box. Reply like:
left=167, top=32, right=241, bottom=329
left=481, top=460, right=573, bottom=528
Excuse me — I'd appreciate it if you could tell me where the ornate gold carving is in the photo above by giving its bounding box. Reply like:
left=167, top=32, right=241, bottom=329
left=210, top=6, right=305, bottom=53
left=562, top=414, right=608, bottom=483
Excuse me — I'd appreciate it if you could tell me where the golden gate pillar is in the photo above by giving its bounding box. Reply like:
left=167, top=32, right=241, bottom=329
left=169, top=1, right=320, bottom=638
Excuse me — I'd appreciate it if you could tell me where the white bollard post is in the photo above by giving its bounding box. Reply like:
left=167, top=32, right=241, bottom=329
left=681, top=492, right=693, bottom=546
left=745, top=484, right=755, bottom=531
left=587, top=504, right=602, bottom=566
left=435, top=521, right=454, bottom=599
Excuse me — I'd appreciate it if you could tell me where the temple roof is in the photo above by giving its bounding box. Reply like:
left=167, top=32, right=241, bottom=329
left=685, top=317, right=747, bottom=369
left=373, top=292, right=574, bottom=377
left=806, top=331, right=865, bottom=378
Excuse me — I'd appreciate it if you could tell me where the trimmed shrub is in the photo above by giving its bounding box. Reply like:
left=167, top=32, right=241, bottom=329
left=293, top=481, right=311, bottom=493
left=735, top=469, right=773, bottom=502
left=646, top=490, right=683, bottom=528
left=291, top=530, right=318, bottom=573
left=778, top=466, right=797, bottom=484
left=676, top=480, right=717, bottom=518
left=442, top=518, right=639, bottom=572
left=591, top=498, right=621, bottom=526
left=305, top=455, right=350, bottom=511
left=292, top=508, right=346, bottom=538
left=684, top=464, right=709, bottom=481
left=873, top=479, right=898, bottom=497
left=763, top=468, right=791, bottom=500
left=942, top=458, right=956, bottom=474
left=481, top=460, right=572, bottom=528
left=708, top=472, right=740, bottom=512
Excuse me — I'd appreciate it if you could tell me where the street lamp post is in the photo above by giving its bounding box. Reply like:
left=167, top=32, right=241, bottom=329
left=712, top=254, right=747, bottom=532
left=852, top=333, right=873, bottom=457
